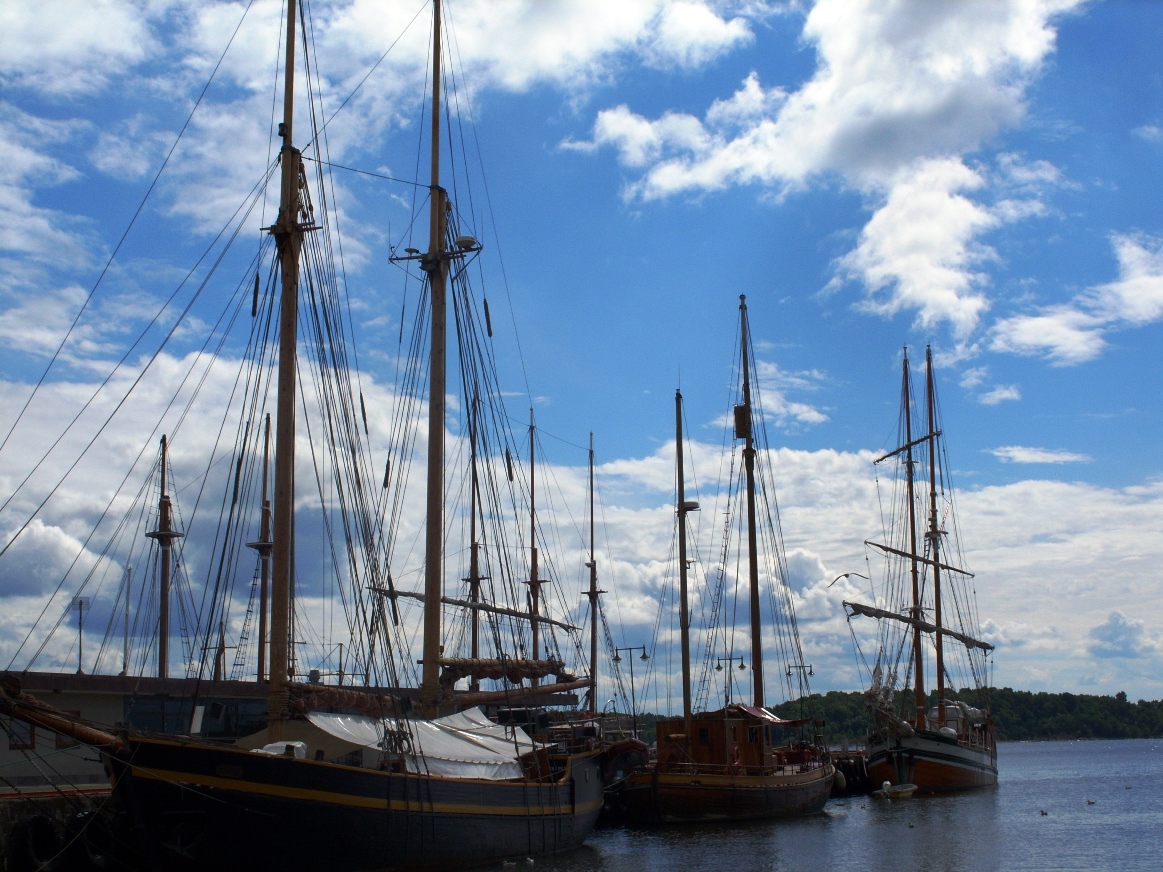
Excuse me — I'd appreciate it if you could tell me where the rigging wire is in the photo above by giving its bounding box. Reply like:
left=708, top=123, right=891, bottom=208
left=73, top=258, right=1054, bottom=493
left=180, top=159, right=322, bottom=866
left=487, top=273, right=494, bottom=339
left=0, top=0, right=259, bottom=460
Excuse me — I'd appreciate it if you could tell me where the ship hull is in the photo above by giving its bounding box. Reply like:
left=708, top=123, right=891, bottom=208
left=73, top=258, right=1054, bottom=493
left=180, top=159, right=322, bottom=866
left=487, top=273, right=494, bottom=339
left=866, top=731, right=997, bottom=792
left=615, top=763, right=834, bottom=824
left=109, top=735, right=603, bottom=872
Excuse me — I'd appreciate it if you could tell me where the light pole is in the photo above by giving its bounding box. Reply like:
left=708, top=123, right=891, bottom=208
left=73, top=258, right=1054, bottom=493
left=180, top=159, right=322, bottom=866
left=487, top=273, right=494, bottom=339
left=612, top=645, right=649, bottom=737
left=72, top=596, right=91, bottom=674
left=715, top=654, right=746, bottom=706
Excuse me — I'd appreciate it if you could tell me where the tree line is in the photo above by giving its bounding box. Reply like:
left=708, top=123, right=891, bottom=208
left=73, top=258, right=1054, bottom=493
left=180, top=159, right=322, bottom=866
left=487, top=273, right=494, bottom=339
left=769, top=688, right=1163, bottom=742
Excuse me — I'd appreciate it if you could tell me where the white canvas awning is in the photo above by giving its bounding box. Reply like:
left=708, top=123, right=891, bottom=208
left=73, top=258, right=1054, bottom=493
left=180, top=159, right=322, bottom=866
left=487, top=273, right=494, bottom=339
left=306, top=707, right=536, bottom=781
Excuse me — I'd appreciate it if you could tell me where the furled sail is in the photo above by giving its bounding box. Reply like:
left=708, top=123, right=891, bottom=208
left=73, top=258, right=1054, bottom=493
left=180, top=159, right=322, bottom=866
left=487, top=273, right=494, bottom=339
left=306, top=706, right=537, bottom=780
left=844, top=601, right=994, bottom=651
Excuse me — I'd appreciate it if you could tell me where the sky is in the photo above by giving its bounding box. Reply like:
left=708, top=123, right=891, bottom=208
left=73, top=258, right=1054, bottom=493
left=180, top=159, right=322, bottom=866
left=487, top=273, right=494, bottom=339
left=1, top=0, right=1162, bottom=705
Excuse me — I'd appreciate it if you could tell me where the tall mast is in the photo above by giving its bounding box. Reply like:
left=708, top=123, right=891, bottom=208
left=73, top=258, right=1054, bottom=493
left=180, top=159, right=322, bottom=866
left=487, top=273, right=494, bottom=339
left=926, top=345, right=946, bottom=727
left=585, top=433, right=603, bottom=712
left=120, top=563, right=131, bottom=676
left=248, top=413, right=273, bottom=682
left=267, top=0, right=303, bottom=741
left=467, top=393, right=482, bottom=692
left=675, top=391, right=694, bottom=739
left=902, top=351, right=925, bottom=729
left=527, top=410, right=542, bottom=691
left=147, top=435, right=182, bottom=679
left=738, top=296, right=764, bottom=708
left=418, top=0, right=449, bottom=716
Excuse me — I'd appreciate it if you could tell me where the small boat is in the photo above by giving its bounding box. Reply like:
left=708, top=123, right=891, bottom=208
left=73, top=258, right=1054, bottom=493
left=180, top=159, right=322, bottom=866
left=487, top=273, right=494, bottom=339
left=615, top=297, right=834, bottom=824
left=872, top=780, right=917, bottom=799
left=844, top=347, right=998, bottom=792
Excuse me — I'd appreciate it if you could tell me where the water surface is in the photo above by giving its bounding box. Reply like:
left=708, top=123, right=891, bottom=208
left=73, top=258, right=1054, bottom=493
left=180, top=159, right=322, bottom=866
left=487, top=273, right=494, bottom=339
left=478, top=739, right=1163, bottom=872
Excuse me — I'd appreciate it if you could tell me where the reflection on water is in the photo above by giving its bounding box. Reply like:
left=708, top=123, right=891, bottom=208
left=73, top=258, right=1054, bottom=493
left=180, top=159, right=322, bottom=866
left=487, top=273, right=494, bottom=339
left=471, top=739, right=1163, bottom=872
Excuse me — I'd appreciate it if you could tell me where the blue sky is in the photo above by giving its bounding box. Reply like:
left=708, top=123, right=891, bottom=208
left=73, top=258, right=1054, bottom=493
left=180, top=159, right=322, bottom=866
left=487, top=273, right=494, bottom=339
left=1, top=0, right=1162, bottom=703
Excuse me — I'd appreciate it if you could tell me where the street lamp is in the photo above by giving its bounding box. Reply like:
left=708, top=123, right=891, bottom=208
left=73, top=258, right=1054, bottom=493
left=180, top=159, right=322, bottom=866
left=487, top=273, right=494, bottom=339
left=612, top=645, right=649, bottom=737
left=715, top=654, right=745, bottom=706
left=72, top=596, right=91, bottom=674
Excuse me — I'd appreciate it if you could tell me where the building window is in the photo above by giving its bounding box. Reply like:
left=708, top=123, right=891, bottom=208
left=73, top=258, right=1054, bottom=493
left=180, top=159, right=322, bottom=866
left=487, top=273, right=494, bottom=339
left=55, top=712, right=81, bottom=749
left=698, top=727, right=709, bottom=745
left=6, top=718, right=34, bottom=751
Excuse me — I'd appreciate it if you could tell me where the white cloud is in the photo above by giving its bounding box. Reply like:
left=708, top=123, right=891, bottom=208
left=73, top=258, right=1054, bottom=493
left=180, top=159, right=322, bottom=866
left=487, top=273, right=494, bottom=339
left=960, top=367, right=987, bottom=389
left=0, top=0, right=154, bottom=97
left=1088, top=612, right=1158, bottom=659
left=840, top=158, right=997, bottom=338
left=0, top=104, right=89, bottom=267
left=3, top=349, right=1162, bottom=696
left=989, top=446, right=1091, bottom=464
left=578, top=0, right=1082, bottom=339
left=991, top=233, right=1163, bottom=364
left=979, top=384, right=1021, bottom=405
left=91, top=116, right=172, bottom=181
left=1133, top=124, right=1162, bottom=142
left=753, top=360, right=828, bottom=427
left=989, top=305, right=1105, bottom=364
left=646, top=1, right=753, bottom=69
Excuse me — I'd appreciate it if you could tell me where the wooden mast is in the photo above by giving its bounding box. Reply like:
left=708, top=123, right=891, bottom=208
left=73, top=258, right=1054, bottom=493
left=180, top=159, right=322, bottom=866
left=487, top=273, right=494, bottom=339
left=419, top=0, right=449, bottom=715
left=248, top=413, right=273, bottom=683
left=267, top=0, right=303, bottom=741
left=147, top=435, right=182, bottom=679
left=903, top=350, right=925, bottom=729
left=467, top=393, right=482, bottom=693
left=738, top=296, right=764, bottom=708
left=527, top=410, right=542, bottom=691
left=675, top=390, right=694, bottom=740
left=926, top=345, right=946, bottom=728
left=584, top=433, right=603, bottom=712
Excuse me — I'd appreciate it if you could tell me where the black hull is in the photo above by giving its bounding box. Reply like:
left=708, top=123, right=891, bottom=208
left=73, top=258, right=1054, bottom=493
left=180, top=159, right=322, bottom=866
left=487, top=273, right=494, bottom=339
left=110, top=735, right=603, bottom=871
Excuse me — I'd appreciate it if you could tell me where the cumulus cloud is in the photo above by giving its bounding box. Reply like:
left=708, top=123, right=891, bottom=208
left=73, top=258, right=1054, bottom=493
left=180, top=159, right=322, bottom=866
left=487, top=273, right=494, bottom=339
left=991, top=233, right=1163, bottom=364
left=839, top=158, right=997, bottom=338
left=753, top=360, right=829, bottom=428
left=578, top=0, right=1081, bottom=339
left=1088, top=611, right=1158, bottom=659
left=0, top=0, right=154, bottom=97
left=4, top=348, right=1163, bottom=696
left=989, top=445, right=1091, bottom=464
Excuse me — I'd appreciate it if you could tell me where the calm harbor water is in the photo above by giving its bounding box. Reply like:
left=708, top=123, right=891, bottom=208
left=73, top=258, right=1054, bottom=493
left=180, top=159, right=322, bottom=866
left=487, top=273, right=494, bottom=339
left=479, top=739, right=1163, bottom=872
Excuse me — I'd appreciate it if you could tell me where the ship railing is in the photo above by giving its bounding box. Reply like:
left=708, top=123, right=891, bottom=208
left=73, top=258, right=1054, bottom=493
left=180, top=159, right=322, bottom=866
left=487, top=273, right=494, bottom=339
left=661, top=760, right=827, bottom=777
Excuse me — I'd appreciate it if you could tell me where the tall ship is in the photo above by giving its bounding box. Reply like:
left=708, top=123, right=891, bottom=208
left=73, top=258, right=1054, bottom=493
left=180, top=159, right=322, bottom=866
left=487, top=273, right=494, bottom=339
left=844, top=347, right=997, bottom=791
left=616, top=297, right=834, bottom=824
left=0, top=1, right=606, bottom=868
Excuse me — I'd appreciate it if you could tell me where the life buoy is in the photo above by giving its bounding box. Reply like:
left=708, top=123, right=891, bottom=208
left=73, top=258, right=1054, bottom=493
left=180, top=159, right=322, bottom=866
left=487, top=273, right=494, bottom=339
left=729, top=745, right=742, bottom=774
left=66, top=810, right=114, bottom=871
left=10, top=814, right=61, bottom=872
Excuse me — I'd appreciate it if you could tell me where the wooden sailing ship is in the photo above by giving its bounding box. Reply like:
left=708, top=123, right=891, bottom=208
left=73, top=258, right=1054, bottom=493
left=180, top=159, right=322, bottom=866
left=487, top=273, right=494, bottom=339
left=844, top=347, right=997, bottom=791
left=616, top=297, right=834, bottom=823
left=0, top=1, right=606, bottom=868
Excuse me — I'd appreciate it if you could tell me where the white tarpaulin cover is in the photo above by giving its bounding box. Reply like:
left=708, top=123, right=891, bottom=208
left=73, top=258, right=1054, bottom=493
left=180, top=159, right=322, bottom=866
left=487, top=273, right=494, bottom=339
left=306, top=707, right=536, bottom=780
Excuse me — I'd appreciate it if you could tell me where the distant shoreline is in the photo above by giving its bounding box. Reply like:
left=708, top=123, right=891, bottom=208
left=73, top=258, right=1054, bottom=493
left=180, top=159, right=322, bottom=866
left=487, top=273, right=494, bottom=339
left=627, top=688, right=1163, bottom=745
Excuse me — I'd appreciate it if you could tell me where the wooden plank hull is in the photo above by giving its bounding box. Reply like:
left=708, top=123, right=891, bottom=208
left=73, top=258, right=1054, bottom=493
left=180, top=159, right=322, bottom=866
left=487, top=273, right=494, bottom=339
left=615, top=763, right=834, bottom=824
left=108, top=735, right=603, bottom=872
left=866, top=732, right=997, bottom=792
